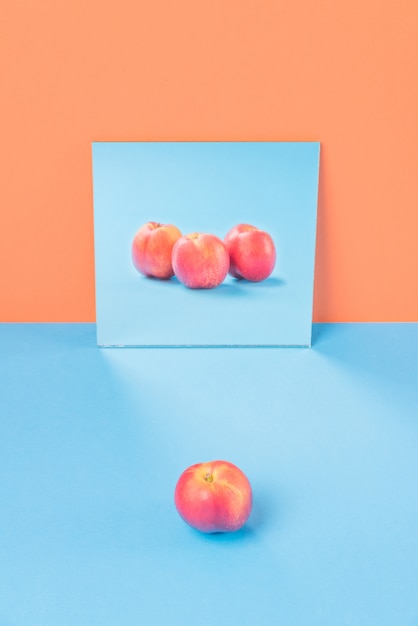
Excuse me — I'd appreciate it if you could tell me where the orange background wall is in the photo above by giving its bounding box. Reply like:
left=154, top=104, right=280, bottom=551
left=1, top=0, right=417, bottom=322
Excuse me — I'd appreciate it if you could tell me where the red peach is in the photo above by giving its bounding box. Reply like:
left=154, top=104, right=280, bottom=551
left=171, top=233, right=230, bottom=289
left=174, top=460, right=253, bottom=533
left=132, top=221, right=182, bottom=279
left=224, top=224, right=276, bottom=282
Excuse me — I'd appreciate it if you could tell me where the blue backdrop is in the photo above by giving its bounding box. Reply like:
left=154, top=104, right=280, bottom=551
left=92, top=142, right=320, bottom=346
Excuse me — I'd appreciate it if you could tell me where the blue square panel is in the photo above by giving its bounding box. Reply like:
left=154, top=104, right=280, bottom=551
left=92, top=141, right=320, bottom=346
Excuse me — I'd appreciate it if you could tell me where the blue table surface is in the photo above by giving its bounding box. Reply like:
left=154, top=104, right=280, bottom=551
left=0, top=323, right=417, bottom=626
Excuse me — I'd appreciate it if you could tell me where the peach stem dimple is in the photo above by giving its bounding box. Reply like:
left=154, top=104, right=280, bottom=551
left=204, top=472, right=213, bottom=483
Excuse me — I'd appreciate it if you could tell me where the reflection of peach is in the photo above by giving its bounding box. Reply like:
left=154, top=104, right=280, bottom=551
left=224, top=224, right=276, bottom=282
left=132, top=222, right=182, bottom=279
left=174, top=460, right=253, bottom=533
left=172, top=233, right=230, bottom=289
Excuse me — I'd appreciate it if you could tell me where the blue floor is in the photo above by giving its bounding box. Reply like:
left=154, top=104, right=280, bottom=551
left=1, top=323, right=417, bottom=626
